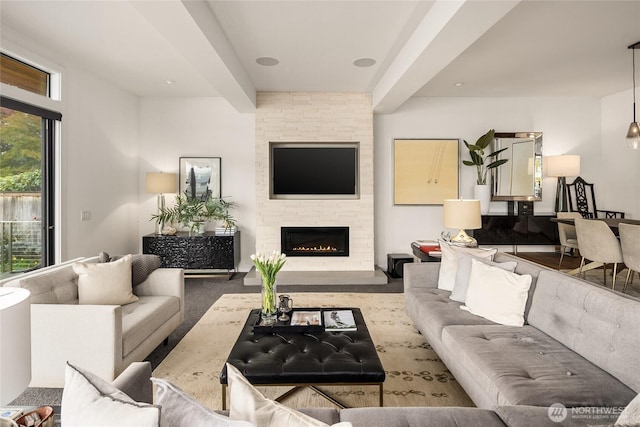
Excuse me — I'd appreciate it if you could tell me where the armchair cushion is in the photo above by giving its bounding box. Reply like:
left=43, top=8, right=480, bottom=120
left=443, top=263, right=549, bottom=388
left=73, top=255, right=138, bottom=305
left=61, top=362, right=160, bottom=427
left=100, top=252, right=162, bottom=287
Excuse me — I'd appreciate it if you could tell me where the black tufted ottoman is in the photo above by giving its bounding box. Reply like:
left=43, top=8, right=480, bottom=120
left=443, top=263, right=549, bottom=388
left=220, top=308, right=385, bottom=410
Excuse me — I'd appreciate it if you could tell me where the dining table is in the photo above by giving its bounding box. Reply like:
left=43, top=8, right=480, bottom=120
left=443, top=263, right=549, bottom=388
left=550, top=216, right=640, bottom=276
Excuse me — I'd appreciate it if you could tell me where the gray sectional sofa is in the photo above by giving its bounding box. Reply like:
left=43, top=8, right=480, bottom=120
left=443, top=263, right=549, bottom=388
left=400, top=252, right=640, bottom=426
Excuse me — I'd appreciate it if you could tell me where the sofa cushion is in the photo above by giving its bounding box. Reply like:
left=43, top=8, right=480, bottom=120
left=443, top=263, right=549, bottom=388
left=407, top=289, right=496, bottom=343
left=527, top=270, right=640, bottom=393
left=617, top=392, right=640, bottom=425
left=462, top=259, right=531, bottom=327
left=226, top=363, right=352, bottom=427
left=493, top=253, right=553, bottom=321
left=495, top=405, right=620, bottom=427
left=101, top=253, right=162, bottom=287
left=339, top=407, right=505, bottom=427
left=437, top=241, right=497, bottom=291
left=61, top=363, right=160, bottom=427
left=10, top=265, right=79, bottom=304
left=440, top=324, right=637, bottom=408
left=151, top=377, right=255, bottom=427
left=450, top=252, right=517, bottom=303
left=73, top=255, right=139, bottom=305
left=122, top=296, right=180, bottom=357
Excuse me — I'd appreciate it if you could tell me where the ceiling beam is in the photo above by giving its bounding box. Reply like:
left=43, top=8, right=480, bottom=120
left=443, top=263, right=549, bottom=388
left=372, top=0, right=521, bottom=114
left=131, top=0, right=256, bottom=113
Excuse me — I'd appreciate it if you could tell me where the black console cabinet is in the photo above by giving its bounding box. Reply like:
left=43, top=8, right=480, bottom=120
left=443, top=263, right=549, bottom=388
left=143, top=231, right=240, bottom=278
left=472, top=214, right=559, bottom=248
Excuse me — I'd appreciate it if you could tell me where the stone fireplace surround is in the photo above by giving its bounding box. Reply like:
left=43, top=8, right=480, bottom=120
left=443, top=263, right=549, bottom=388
left=244, top=92, right=387, bottom=285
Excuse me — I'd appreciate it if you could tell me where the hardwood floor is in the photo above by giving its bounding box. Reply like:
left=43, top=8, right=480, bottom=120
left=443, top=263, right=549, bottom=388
left=512, top=251, right=581, bottom=270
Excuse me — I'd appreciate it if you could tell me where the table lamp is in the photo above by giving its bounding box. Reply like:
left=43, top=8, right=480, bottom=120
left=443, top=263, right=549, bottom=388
left=443, top=199, right=481, bottom=247
left=0, top=287, right=31, bottom=406
left=546, top=155, right=580, bottom=212
left=146, top=172, right=177, bottom=234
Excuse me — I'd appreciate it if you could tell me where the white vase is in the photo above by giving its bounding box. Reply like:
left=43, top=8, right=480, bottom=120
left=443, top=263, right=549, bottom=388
left=474, top=184, right=491, bottom=214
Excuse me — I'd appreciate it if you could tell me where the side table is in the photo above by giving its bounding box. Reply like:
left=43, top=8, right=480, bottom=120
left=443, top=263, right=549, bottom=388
left=142, top=231, right=240, bottom=279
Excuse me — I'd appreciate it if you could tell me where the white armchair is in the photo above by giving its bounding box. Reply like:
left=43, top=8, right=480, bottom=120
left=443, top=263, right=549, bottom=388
left=2, top=258, right=184, bottom=387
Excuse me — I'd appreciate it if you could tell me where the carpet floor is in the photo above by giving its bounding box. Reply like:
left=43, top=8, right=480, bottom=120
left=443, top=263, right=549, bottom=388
left=10, top=254, right=640, bottom=408
left=153, top=292, right=473, bottom=410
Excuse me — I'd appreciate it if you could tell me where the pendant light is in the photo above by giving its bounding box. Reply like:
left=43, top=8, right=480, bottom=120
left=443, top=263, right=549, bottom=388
left=626, top=41, right=640, bottom=149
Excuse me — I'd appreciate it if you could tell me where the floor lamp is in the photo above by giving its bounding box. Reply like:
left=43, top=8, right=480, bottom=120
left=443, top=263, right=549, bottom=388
left=546, top=155, right=580, bottom=212
left=443, top=199, right=481, bottom=247
left=0, top=288, right=31, bottom=410
left=146, top=172, right=177, bottom=234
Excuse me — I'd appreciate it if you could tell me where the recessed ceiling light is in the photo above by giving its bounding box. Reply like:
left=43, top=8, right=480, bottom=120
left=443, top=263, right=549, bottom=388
left=353, top=58, right=376, bottom=68
left=454, top=82, right=464, bottom=87
left=256, top=57, right=279, bottom=66
left=165, top=80, right=176, bottom=85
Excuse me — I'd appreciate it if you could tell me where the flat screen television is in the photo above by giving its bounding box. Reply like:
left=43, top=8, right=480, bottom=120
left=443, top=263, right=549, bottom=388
left=270, top=143, right=359, bottom=199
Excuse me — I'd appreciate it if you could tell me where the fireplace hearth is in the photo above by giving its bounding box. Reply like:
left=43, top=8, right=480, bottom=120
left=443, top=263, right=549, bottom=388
left=281, top=227, right=349, bottom=257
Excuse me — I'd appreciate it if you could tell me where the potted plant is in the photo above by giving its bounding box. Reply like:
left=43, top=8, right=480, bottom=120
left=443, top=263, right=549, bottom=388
left=462, top=129, right=508, bottom=213
left=152, top=194, right=238, bottom=236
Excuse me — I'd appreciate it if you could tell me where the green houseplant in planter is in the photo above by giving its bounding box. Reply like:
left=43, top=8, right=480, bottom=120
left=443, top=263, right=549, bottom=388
left=462, top=129, right=508, bottom=213
left=152, top=194, right=238, bottom=236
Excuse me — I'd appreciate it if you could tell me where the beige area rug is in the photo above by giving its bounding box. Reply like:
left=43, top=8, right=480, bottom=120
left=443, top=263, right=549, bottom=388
left=153, top=292, right=474, bottom=410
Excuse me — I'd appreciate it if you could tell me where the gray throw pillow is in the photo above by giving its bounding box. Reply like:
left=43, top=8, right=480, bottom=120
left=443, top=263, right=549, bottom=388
left=151, top=377, right=255, bottom=427
left=100, top=253, right=161, bottom=286
left=450, top=252, right=517, bottom=303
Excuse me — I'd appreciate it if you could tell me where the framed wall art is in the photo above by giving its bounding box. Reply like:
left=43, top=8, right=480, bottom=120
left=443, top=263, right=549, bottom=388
left=394, top=139, right=459, bottom=205
left=179, top=157, right=221, bottom=200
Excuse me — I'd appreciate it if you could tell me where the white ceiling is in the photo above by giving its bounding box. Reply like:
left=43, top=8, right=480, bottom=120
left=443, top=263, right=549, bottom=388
left=1, top=0, right=639, bottom=113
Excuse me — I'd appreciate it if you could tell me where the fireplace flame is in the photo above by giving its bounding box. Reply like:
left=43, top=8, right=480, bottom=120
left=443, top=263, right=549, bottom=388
left=292, top=245, right=338, bottom=252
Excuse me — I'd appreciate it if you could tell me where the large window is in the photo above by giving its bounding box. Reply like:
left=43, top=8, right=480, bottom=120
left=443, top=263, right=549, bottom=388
left=1, top=54, right=60, bottom=276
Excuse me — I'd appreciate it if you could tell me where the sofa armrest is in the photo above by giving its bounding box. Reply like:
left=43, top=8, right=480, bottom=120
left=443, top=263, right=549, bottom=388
left=112, top=361, right=153, bottom=404
left=403, top=262, right=440, bottom=290
left=30, top=304, right=122, bottom=387
left=135, top=268, right=185, bottom=322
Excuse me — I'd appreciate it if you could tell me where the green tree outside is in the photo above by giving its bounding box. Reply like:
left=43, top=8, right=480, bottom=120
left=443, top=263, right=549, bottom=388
left=0, top=108, right=41, bottom=191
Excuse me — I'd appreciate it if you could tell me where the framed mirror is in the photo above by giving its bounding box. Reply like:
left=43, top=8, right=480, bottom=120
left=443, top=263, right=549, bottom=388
left=491, top=132, right=542, bottom=201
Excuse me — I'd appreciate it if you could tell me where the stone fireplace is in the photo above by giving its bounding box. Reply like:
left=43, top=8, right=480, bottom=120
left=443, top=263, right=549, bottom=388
left=281, top=226, right=349, bottom=257
left=249, top=92, right=384, bottom=284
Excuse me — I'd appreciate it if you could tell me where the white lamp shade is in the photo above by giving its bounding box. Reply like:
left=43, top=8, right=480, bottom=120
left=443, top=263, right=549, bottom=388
left=546, top=155, right=580, bottom=177
left=0, top=288, right=31, bottom=405
left=443, top=199, right=481, bottom=230
left=145, top=172, right=177, bottom=194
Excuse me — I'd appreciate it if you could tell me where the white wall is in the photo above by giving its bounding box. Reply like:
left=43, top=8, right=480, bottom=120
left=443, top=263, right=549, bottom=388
left=373, top=96, right=607, bottom=267
left=601, top=88, right=640, bottom=219
left=1, top=27, right=140, bottom=261
left=63, top=67, right=140, bottom=259
left=137, top=98, right=256, bottom=271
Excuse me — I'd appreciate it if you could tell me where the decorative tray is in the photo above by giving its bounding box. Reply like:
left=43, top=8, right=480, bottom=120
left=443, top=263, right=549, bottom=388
left=252, top=308, right=358, bottom=333
left=252, top=309, right=325, bottom=333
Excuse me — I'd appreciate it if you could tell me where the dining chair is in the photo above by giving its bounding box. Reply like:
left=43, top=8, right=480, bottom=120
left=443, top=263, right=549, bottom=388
left=619, top=223, right=640, bottom=293
left=567, top=176, right=625, bottom=219
left=574, top=218, right=624, bottom=290
left=556, top=212, right=582, bottom=269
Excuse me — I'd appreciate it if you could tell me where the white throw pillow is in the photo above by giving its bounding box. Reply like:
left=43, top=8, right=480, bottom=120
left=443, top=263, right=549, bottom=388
left=151, top=377, right=255, bottom=427
left=617, top=392, right=640, bottom=425
left=61, top=362, right=160, bottom=427
left=226, top=363, right=352, bottom=427
left=73, top=254, right=138, bottom=305
left=450, top=252, right=517, bottom=303
left=462, top=258, right=532, bottom=327
left=437, top=241, right=497, bottom=291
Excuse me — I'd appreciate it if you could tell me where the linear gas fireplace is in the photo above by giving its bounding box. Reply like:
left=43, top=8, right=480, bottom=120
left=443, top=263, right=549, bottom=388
left=281, top=227, right=349, bottom=257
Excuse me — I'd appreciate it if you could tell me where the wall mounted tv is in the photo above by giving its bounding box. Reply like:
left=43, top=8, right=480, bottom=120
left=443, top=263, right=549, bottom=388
left=270, top=142, right=359, bottom=199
